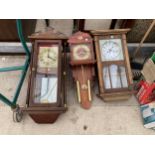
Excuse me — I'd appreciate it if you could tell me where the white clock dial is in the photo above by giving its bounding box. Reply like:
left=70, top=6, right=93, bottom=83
left=100, top=39, right=124, bottom=61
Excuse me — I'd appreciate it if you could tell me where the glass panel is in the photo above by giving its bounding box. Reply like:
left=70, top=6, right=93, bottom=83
left=34, top=75, right=58, bottom=103
left=120, top=66, right=128, bottom=88
left=103, top=64, right=128, bottom=90
left=103, top=66, right=111, bottom=89
left=33, top=74, right=42, bottom=103
left=33, top=44, right=59, bottom=104
left=109, top=65, right=121, bottom=88
left=99, top=39, right=124, bottom=61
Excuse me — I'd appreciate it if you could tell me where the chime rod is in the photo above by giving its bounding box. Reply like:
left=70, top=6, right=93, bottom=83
left=133, top=19, right=155, bottom=58
left=88, top=80, right=92, bottom=101
left=76, top=81, right=81, bottom=103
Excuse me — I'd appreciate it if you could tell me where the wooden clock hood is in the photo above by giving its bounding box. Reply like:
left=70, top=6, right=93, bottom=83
left=29, top=27, right=68, bottom=40
left=68, top=31, right=92, bottom=43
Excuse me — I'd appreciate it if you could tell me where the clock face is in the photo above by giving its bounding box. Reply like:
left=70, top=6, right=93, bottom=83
left=72, top=44, right=91, bottom=60
left=99, top=39, right=124, bottom=61
left=38, top=46, right=58, bottom=68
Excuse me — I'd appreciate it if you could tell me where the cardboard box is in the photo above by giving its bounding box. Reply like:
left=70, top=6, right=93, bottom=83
left=140, top=101, right=155, bottom=128
left=141, top=59, right=155, bottom=84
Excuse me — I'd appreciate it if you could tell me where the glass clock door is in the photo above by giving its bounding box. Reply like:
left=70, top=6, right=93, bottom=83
left=103, top=65, right=128, bottom=89
left=99, top=38, right=129, bottom=90
left=33, top=43, right=59, bottom=104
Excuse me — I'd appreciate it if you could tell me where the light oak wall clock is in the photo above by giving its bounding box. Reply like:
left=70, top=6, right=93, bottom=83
left=68, top=31, right=96, bottom=109
left=26, top=28, right=67, bottom=123
left=91, top=29, right=133, bottom=101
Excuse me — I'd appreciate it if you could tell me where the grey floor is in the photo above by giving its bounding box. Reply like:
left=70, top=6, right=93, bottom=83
left=0, top=55, right=154, bottom=134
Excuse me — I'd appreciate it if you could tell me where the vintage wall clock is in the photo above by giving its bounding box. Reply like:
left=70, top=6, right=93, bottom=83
left=68, top=31, right=96, bottom=109
left=25, top=28, right=67, bottom=123
left=91, top=29, right=133, bottom=101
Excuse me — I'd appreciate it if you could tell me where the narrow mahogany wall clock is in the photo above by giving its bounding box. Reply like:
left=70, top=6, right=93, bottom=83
left=25, top=28, right=67, bottom=123
left=68, top=31, right=96, bottom=109
left=91, top=29, right=133, bottom=101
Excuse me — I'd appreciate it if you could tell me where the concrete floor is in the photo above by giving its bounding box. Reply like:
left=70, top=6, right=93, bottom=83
left=0, top=55, right=155, bottom=135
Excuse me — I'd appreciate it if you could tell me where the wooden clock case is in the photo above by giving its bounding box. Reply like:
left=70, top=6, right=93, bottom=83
left=25, top=28, right=67, bottom=123
left=68, top=31, right=96, bottom=109
left=91, top=29, right=133, bottom=101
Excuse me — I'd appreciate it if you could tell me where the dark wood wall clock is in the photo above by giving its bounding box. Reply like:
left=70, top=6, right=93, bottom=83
left=91, top=29, right=133, bottom=101
left=25, top=28, right=67, bottom=123
left=68, top=31, right=96, bottom=109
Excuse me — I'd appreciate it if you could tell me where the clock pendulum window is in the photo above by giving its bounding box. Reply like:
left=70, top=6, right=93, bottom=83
left=68, top=31, right=96, bottom=109
left=91, top=29, right=133, bottom=102
left=25, top=28, right=68, bottom=123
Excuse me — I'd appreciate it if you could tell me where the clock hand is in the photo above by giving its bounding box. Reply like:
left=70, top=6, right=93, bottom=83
left=49, top=55, right=55, bottom=61
left=47, top=53, right=56, bottom=62
left=47, top=51, right=51, bottom=59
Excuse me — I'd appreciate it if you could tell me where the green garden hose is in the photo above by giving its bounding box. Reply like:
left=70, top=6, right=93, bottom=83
left=16, top=19, right=30, bottom=57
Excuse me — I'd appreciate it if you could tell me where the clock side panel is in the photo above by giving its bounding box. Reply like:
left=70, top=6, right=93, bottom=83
left=122, top=34, right=133, bottom=85
left=94, top=36, right=105, bottom=94
left=26, top=42, right=35, bottom=106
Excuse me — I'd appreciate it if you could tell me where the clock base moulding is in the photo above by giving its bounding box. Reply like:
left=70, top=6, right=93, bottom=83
left=21, top=107, right=67, bottom=124
left=29, top=113, right=62, bottom=124
left=97, top=91, right=133, bottom=102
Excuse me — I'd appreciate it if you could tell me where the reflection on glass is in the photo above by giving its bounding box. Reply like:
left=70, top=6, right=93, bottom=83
left=120, top=66, right=128, bottom=87
left=110, top=65, right=121, bottom=88
left=103, top=64, right=128, bottom=89
left=34, top=76, right=58, bottom=104
left=103, top=67, right=111, bottom=89
left=40, top=77, right=57, bottom=103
